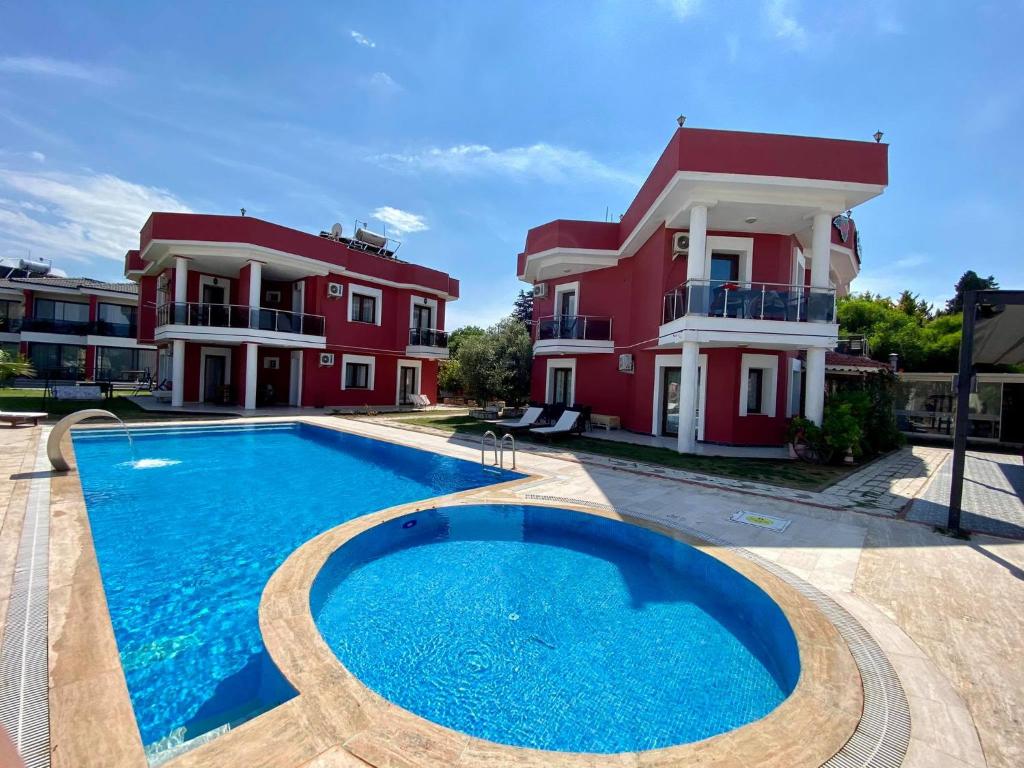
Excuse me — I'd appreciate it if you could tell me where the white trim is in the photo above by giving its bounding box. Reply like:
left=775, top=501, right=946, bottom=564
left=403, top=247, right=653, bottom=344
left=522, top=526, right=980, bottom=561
left=553, top=281, right=580, bottom=316
left=153, top=325, right=326, bottom=349
left=347, top=283, right=383, bottom=326
left=652, top=352, right=707, bottom=439
left=658, top=315, right=838, bottom=350
left=544, top=357, right=576, bottom=405
left=404, top=345, right=450, bottom=360
left=792, top=246, right=806, bottom=288
left=84, top=335, right=156, bottom=350
left=341, top=353, right=376, bottom=391
left=408, top=295, right=438, bottom=331
left=0, top=332, right=20, bottom=344
left=705, top=236, right=754, bottom=285
left=739, top=353, right=779, bottom=418
left=198, top=274, right=230, bottom=305
left=20, top=332, right=87, bottom=345
left=395, top=358, right=422, bottom=406
left=199, top=346, right=232, bottom=402
left=533, top=339, right=613, bottom=355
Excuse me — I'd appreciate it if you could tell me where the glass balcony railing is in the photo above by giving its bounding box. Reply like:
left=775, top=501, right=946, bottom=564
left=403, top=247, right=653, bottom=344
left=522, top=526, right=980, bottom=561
left=0, top=317, right=23, bottom=333
left=19, top=317, right=93, bottom=334
left=662, top=280, right=836, bottom=324
left=156, top=302, right=326, bottom=337
left=536, top=314, right=613, bottom=341
left=408, top=327, right=448, bottom=347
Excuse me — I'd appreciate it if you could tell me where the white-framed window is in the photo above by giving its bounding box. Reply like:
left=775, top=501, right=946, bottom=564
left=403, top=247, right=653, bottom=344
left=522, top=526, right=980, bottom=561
left=409, top=296, right=438, bottom=331
left=341, top=353, right=376, bottom=390
left=705, top=236, right=754, bottom=285
left=347, top=284, right=383, bottom=325
left=553, top=281, right=580, bottom=318
left=545, top=358, right=576, bottom=405
left=199, top=274, right=230, bottom=305
left=787, top=358, right=803, bottom=417
left=739, top=353, right=778, bottom=417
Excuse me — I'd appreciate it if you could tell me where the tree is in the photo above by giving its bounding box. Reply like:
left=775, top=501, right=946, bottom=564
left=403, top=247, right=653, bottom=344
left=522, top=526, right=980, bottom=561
left=512, top=289, right=534, bottom=328
left=0, top=349, right=34, bottom=385
left=447, top=325, right=485, bottom=358
left=437, top=358, right=464, bottom=395
left=895, top=290, right=932, bottom=322
left=456, top=318, right=533, bottom=405
left=945, top=270, right=999, bottom=314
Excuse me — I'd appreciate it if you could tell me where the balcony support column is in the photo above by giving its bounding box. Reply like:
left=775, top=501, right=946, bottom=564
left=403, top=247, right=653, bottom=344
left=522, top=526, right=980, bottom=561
left=810, top=212, right=832, bottom=289
left=805, top=347, right=826, bottom=426
left=247, top=260, right=262, bottom=309
left=244, top=342, right=258, bottom=410
left=171, top=339, right=185, bottom=407
left=174, top=256, right=188, bottom=303
left=685, top=204, right=710, bottom=316
left=676, top=340, right=700, bottom=454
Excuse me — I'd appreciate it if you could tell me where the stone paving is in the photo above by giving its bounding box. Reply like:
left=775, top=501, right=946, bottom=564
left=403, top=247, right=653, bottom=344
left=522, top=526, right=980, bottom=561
left=907, top=450, right=1024, bottom=538
left=820, top=445, right=951, bottom=515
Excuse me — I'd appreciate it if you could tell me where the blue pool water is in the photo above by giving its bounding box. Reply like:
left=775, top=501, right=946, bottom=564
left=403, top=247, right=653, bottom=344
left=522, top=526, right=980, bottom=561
left=71, top=423, right=520, bottom=750
left=313, top=504, right=800, bottom=753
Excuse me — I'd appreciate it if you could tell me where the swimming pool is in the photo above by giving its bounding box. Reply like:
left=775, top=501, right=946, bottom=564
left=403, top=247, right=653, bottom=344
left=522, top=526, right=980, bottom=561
left=71, top=422, right=521, bottom=753
left=311, top=503, right=800, bottom=753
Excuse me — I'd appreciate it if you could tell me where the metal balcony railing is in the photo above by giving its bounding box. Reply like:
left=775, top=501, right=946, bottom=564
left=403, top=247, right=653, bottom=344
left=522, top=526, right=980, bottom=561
left=662, top=280, right=836, bottom=324
left=408, top=327, right=448, bottom=347
left=156, top=302, right=326, bottom=337
left=536, top=314, right=613, bottom=341
left=19, top=317, right=93, bottom=334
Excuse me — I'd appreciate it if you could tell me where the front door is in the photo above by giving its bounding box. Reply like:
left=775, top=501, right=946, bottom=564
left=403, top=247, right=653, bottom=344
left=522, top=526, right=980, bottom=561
left=552, top=367, right=572, bottom=406
left=202, top=283, right=226, bottom=304
left=661, top=367, right=681, bottom=436
left=399, top=365, right=417, bottom=405
left=203, top=356, right=226, bottom=402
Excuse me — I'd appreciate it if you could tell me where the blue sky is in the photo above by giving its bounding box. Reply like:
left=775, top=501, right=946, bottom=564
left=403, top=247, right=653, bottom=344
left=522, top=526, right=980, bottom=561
left=1, top=0, right=1021, bottom=327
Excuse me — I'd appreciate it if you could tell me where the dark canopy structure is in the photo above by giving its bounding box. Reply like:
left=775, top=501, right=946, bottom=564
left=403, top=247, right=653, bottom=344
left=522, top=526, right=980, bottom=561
left=948, top=290, right=1024, bottom=534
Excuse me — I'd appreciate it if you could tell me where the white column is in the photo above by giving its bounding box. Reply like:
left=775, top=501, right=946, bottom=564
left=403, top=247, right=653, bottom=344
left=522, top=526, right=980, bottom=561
left=244, top=342, right=258, bottom=410
left=805, top=347, right=826, bottom=425
left=676, top=340, right=700, bottom=453
left=174, top=256, right=188, bottom=303
left=810, top=212, right=832, bottom=289
left=247, top=260, right=262, bottom=308
left=171, top=339, right=185, bottom=407
left=685, top=204, right=709, bottom=315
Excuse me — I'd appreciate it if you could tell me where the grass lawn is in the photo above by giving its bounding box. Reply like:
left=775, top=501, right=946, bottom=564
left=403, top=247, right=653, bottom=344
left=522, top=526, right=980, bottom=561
left=0, top=388, right=230, bottom=422
left=371, top=413, right=857, bottom=492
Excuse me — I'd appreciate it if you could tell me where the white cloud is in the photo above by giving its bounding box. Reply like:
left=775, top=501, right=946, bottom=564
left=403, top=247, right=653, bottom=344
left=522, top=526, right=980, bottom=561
left=0, top=56, right=120, bottom=84
left=365, top=71, right=401, bottom=95
left=29, top=151, right=45, bottom=162
left=659, top=0, right=702, bottom=21
left=372, top=143, right=640, bottom=186
left=350, top=30, right=376, bottom=48
left=371, top=206, right=428, bottom=236
left=764, top=0, right=807, bottom=49
left=0, top=169, right=190, bottom=266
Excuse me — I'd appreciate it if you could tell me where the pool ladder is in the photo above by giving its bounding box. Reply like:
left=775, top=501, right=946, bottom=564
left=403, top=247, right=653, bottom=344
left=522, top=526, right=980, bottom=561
left=481, top=431, right=516, bottom=470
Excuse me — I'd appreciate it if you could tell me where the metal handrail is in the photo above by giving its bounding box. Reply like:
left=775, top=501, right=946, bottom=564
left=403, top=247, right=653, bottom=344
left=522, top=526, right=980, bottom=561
left=536, top=314, right=613, bottom=341
left=408, top=327, right=449, bottom=347
left=499, top=433, right=516, bottom=470
left=662, top=279, right=837, bottom=324
left=481, top=430, right=498, bottom=466
left=156, top=302, right=326, bottom=336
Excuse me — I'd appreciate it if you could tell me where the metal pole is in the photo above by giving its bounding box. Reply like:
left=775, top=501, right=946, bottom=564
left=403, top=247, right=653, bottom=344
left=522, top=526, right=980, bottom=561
left=947, top=289, right=976, bottom=535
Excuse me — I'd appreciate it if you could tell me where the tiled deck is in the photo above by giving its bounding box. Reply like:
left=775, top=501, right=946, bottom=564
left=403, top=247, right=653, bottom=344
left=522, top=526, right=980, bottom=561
left=1, top=419, right=1021, bottom=767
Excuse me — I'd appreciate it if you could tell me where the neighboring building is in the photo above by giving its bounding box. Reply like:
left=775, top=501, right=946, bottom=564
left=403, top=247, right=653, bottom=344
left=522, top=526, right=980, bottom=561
left=517, top=126, right=889, bottom=451
left=123, top=213, right=456, bottom=409
left=0, top=275, right=156, bottom=381
left=896, top=372, right=1024, bottom=446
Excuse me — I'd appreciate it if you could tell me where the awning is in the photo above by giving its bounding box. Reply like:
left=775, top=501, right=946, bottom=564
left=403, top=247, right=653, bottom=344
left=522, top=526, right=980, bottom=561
left=973, top=303, right=1024, bottom=365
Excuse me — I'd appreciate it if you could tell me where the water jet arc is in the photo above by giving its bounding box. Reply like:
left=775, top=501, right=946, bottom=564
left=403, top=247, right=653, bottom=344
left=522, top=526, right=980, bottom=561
left=48, top=409, right=134, bottom=471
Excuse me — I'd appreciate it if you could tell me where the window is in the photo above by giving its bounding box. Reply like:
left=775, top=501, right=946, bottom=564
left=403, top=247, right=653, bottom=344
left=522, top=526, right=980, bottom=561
left=351, top=293, right=377, bottom=324
left=746, top=369, right=765, bottom=414
left=344, top=362, right=370, bottom=389
left=709, top=254, right=740, bottom=285
left=98, top=303, right=136, bottom=325
left=0, top=300, right=20, bottom=331
left=96, top=347, right=158, bottom=381
left=413, top=304, right=432, bottom=330
left=34, top=299, right=89, bottom=322
left=552, top=367, right=573, bottom=405
left=27, top=342, right=86, bottom=379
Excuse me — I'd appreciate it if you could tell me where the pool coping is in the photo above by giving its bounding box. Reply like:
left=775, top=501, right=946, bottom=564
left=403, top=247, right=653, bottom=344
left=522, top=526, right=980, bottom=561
left=242, top=497, right=862, bottom=768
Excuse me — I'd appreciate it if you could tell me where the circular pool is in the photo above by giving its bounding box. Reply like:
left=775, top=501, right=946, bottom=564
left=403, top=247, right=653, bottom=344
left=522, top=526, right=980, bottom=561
left=310, top=504, right=800, bottom=753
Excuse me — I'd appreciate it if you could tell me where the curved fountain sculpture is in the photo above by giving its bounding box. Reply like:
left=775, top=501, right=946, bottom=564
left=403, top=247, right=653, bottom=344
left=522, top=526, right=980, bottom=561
left=48, top=409, right=134, bottom=471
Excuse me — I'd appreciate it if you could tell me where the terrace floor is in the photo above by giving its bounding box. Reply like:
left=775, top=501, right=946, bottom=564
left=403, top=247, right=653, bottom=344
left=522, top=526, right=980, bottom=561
left=0, top=418, right=1021, bottom=767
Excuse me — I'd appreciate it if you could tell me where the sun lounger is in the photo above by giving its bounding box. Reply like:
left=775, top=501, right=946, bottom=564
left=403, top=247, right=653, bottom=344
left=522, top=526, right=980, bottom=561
left=0, top=411, right=48, bottom=427
left=496, top=406, right=543, bottom=430
left=409, top=393, right=431, bottom=409
left=529, top=409, right=580, bottom=440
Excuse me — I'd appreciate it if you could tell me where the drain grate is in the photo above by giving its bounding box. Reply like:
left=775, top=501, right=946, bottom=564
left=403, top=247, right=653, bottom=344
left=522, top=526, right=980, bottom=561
left=0, top=434, right=53, bottom=768
left=523, top=493, right=912, bottom=768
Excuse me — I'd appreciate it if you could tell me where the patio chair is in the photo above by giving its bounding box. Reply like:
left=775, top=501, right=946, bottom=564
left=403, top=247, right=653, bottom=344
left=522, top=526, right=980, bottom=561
left=530, top=409, right=581, bottom=441
left=495, top=405, right=543, bottom=431
left=410, top=393, right=431, bottom=410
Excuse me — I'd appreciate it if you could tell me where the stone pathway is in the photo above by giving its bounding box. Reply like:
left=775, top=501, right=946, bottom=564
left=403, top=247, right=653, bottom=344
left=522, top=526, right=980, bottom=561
left=822, top=445, right=951, bottom=516
left=908, top=450, right=1024, bottom=539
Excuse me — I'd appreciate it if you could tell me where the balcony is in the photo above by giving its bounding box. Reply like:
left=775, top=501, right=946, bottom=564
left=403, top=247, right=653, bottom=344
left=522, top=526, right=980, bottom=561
left=406, top=327, right=450, bottom=359
left=19, top=317, right=93, bottom=335
left=0, top=317, right=23, bottom=333
left=155, top=302, right=327, bottom=348
left=534, top=314, right=614, bottom=355
left=663, top=280, right=836, bottom=324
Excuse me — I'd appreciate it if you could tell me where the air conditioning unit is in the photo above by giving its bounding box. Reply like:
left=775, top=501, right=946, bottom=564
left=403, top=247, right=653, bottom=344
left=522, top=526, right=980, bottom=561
left=327, top=282, right=344, bottom=298
left=263, top=357, right=280, bottom=370
left=264, top=290, right=281, bottom=303
left=672, top=232, right=690, bottom=256
left=319, top=352, right=335, bottom=367
left=533, top=283, right=548, bottom=298
left=618, top=353, right=635, bottom=374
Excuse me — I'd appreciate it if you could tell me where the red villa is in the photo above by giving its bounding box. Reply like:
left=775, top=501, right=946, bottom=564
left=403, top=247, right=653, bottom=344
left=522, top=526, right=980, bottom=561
left=518, top=126, right=889, bottom=451
left=124, top=214, right=455, bottom=409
